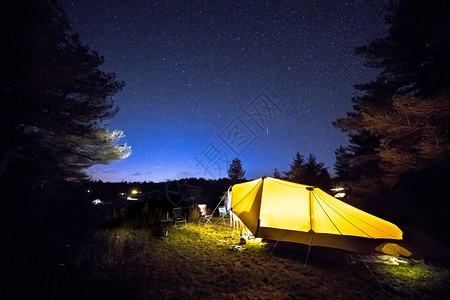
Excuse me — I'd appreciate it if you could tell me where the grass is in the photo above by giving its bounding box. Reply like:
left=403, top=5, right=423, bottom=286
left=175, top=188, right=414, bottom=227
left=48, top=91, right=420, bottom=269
left=375, top=260, right=450, bottom=298
left=5, top=204, right=448, bottom=300
left=64, top=216, right=449, bottom=300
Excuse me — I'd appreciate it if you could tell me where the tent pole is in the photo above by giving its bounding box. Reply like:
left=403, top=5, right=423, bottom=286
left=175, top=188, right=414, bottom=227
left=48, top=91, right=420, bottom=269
left=304, top=232, right=314, bottom=267
left=305, top=187, right=315, bottom=267
left=211, top=188, right=229, bottom=216
left=270, top=240, right=279, bottom=255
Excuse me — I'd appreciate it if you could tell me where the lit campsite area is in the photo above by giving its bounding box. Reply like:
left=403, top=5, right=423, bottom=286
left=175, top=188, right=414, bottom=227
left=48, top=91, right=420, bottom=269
left=4, top=179, right=450, bottom=299
left=2, top=0, right=450, bottom=299
left=46, top=222, right=449, bottom=300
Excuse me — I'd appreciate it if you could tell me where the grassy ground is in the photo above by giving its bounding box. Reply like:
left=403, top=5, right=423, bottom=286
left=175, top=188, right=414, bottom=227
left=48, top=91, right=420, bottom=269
left=3, top=206, right=449, bottom=300
left=41, top=217, right=448, bottom=300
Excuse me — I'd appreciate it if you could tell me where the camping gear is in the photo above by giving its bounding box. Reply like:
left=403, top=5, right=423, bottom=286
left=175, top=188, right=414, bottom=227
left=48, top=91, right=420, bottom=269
left=159, top=212, right=173, bottom=236
left=375, top=242, right=412, bottom=257
left=230, top=177, right=403, bottom=253
left=198, top=204, right=213, bottom=224
left=173, top=207, right=187, bottom=228
left=207, top=188, right=232, bottom=225
left=218, top=206, right=230, bottom=224
left=347, top=253, right=410, bottom=265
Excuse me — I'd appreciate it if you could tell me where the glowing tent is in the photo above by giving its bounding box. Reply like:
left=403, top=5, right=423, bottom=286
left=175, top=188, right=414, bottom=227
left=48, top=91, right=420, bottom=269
left=231, top=177, right=403, bottom=253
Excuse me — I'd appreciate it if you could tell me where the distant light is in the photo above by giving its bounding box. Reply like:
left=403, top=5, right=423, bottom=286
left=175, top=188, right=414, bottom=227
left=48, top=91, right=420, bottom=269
left=131, top=189, right=139, bottom=194
left=92, top=199, right=102, bottom=205
left=334, top=192, right=346, bottom=198
left=119, top=192, right=126, bottom=196
left=87, top=189, right=92, bottom=193
left=127, top=196, right=138, bottom=201
left=331, top=187, right=345, bottom=192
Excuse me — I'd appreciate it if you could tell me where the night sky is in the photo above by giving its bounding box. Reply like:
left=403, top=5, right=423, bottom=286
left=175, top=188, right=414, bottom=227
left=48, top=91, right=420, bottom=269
left=61, top=0, right=389, bottom=183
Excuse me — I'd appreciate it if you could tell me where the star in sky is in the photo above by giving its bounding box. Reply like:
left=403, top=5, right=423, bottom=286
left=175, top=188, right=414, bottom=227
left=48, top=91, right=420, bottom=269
left=61, top=0, right=390, bottom=182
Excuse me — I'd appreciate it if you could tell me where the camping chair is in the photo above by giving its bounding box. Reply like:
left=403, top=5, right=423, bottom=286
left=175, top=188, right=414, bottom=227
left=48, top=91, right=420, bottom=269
left=198, top=204, right=213, bottom=224
left=173, top=207, right=187, bottom=228
left=218, top=206, right=230, bottom=225
left=159, top=211, right=173, bottom=236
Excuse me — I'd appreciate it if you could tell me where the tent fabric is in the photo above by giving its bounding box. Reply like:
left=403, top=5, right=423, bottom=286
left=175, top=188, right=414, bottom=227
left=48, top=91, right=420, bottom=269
left=375, top=243, right=412, bottom=257
left=231, top=177, right=403, bottom=252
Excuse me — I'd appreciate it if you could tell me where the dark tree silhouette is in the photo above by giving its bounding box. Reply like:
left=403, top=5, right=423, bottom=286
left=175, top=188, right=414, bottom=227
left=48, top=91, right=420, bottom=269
left=0, top=0, right=130, bottom=190
left=284, top=152, right=330, bottom=189
left=283, top=152, right=305, bottom=183
left=303, top=154, right=331, bottom=189
left=228, top=157, right=246, bottom=182
left=334, top=0, right=450, bottom=194
left=334, top=146, right=357, bottom=184
left=363, top=92, right=450, bottom=186
left=333, top=0, right=450, bottom=243
left=272, top=168, right=281, bottom=179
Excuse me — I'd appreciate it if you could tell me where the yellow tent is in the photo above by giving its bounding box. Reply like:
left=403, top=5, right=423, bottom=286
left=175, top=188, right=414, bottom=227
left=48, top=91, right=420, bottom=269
left=231, top=177, right=403, bottom=253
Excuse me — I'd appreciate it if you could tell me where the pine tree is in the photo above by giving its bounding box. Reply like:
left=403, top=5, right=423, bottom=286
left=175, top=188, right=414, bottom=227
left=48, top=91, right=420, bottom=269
left=303, top=154, right=331, bottom=189
left=228, top=157, right=246, bottom=182
left=334, top=146, right=357, bottom=184
left=284, top=152, right=330, bottom=188
left=283, top=152, right=305, bottom=183
left=333, top=0, right=450, bottom=243
left=334, top=0, right=450, bottom=193
left=0, top=0, right=130, bottom=189
left=362, top=92, right=450, bottom=186
left=273, top=168, right=281, bottom=179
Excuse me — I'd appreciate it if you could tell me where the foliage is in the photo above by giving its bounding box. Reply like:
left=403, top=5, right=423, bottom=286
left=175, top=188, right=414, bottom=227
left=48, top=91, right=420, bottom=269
left=283, top=151, right=305, bottom=182
left=188, top=204, right=201, bottom=222
left=227, top=157, right=246, bottom=182
left=303, top=154, right=331, bottom=188
left=376, top=260, right=450, bottom=298
left=3, top=197, right=450, bottom=299
left=32, top=219, right=450, bottom=299
left=334, top=146, right=357, bottom=185
left=362, top=92, right=450, bottom=185
left=272, top=168, right=281, bottom=179
left=334, top=0, right=450, bottom=194
left=353, top=0, right=449, bottom=98
left=0, top=0, right=129, bottom=190
left=332, top=0, right=450, bottom=242
left=284, top=152, right=331, bottom=189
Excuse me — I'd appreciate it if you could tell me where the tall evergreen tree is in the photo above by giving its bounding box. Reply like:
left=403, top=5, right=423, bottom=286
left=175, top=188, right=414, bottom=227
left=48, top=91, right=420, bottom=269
left=228, top=157, right=246, bottom=182
left=284, top=152, right=330, bottom=188
left=333, top=0, right=450, bottom=243
left=283, top=152, right=305, bottom=183
left=334, top=146, right=357, bottom=185
left=0, top=0, right=130, bottom=190
left=362, top=92, right=450, bottom=186
left=303, top=154, right=331, bottom=189
left=273, top=168, right=281, bottom=179
left=334, top=0, right=450, bottom=194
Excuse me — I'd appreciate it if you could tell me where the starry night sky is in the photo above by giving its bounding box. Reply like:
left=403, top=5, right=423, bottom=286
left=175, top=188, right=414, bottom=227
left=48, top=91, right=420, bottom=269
left=61, top=0, right=389, bottom=183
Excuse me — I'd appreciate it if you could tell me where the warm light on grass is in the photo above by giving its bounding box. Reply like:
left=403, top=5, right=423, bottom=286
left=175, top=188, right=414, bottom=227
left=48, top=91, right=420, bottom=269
left=167, top=222, right=267, bottom=253
left=376, top=261, right=450, bottom=296
left=388, top=264, right=430, bottom=280
left=81, top=211, right=449, bottom=299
